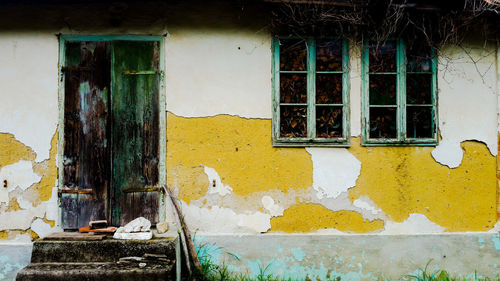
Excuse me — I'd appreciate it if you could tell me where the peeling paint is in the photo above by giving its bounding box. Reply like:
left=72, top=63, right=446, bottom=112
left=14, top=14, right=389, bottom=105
left=30, top=218, right=60, bottom=239
left=0, top=34, right=59, bottom=162
left=382, top=214, right=445, bottom=234
left=204, top=166, right=233, bottom=196
left=0, top=161, right=41, bottom=192
left=261, top=196, right=284, bottom=216
left=166, top=113, right=312, bottom=196
left=306, top=147, right=361, bottom=199
left=181, top=201, right=271, bottom=233
left=270, top=203, right=384, bottom=233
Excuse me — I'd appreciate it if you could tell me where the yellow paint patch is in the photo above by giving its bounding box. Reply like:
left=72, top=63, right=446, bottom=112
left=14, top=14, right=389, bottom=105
left=270, top=203, right=384, bottom=233
left=169, top=165, right=209, bottom=203
left=166, top=114, right=312, bottom=198
left=6, top=198, right=20, bottom=212
left=348, top=138, right=497, bottom=231
left=0, top=231, right=8, bottom=239
left=43, top=217, right=55, bottom=228
left=0, top=133, right=35, bottom=168
left=32, top=131, right=58, bottom=204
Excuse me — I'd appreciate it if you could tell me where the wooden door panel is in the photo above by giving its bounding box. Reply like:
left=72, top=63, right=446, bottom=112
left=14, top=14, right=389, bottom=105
left=111, top=41, right=160, bottom=226
left=62, top=41, right=111, bottom=229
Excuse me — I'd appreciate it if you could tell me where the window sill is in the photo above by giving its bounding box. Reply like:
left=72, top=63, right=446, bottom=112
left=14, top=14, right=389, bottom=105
left=273, top=139, right=351, bottom=148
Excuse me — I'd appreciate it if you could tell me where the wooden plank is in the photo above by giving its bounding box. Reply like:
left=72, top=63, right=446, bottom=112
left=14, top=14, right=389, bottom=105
left=44, top=232, right=105, bottom=241
left=111, top=41, right=160, bottom=226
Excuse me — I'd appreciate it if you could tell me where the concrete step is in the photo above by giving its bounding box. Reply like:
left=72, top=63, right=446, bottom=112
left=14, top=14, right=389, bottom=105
left=30, top=238, right=177, bottom=263
left=16, top=237, right=178, bottom=281
left=16, top=261, right=175, bottom=281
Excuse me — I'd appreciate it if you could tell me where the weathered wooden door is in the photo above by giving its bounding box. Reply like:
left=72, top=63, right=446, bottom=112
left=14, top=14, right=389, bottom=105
left=61, top=40, right=160, bottom=229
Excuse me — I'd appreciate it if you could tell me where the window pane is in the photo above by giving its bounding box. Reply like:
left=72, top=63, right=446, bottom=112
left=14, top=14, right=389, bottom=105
left=407, top=106, right=433, bottom=138
left=279, top=39, right=307, bottom=71
left=280, top=106, right=307, bottom=138
left=316, top=40, right=342, bottom=71
left=407, top=74, right=432, bottom=104
left=369, top=74, right=396, bottom=105
left=369, top=41, right=397, bottom=72
left=280, top=73, right=307, bottom=103
left=369, top=107, right=397, bottom=139
left=316, top=74, right=342, bottom=104
left=407, top=46, right=433, bottom=72
left=316, top=106, right=342, bottom=138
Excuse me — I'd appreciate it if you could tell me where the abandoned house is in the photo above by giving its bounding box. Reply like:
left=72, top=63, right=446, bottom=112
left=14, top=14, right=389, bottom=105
left=1, top=0, right=500, bottom=280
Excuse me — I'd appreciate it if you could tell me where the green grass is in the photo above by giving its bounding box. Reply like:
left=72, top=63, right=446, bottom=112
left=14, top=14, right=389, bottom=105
left=188, top=243, right=499, bottom=281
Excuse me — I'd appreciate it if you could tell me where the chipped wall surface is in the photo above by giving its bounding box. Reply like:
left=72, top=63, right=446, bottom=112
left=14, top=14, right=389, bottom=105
left=0, top=33, right=59, bottom=162
left=0, top=23, right=498, bottom=247
left=196, top=234, right=500, bottom=281
left=165, top=28, right=272, bottom=119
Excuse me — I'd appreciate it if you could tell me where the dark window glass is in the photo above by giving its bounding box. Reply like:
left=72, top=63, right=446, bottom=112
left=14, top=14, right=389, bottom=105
left=407, top=74, right=432, bottom=104
left=280, top=106, right=307, bottom=138
left=279, top=39, right=307, bottom=71
left=316, top=106, right=342, bottom=138
left=369, top=41, right=397, bottom=72
left=316, top=74, right=342, bottom=104
left=280, top=73, right=307, bottom=104
left=316, top=40, right=342, bottom=71
left=369, top=74, right=397, bottom=105
left=369, top=107, right=397, bottom=139
left=407, top=106, right=433, bottom=138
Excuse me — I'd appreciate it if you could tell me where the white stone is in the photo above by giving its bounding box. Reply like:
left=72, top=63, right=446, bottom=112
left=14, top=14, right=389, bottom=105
left=123, top=217, right=151, bottom=233
left=156, top=221, right=169, bottom=234
left=113, top=230, right=153, bottom=240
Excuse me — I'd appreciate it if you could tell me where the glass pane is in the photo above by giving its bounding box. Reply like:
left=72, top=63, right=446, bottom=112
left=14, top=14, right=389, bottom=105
left=316, top=106, right=342, bottom=138
left=369, top=107, right=397, bottom=139
left=316, top=40, right=342, bottom=71
left=280, top=73, right=307, bottom=103
left=407, top=106, right=433, bottom=138
left=369, top=41, right=397, bottom=72
left=279, top=39, right=307, bottom=71
left=316, top=74, right=342, bottom=104
left=407, top=45, right=433, bottom=72
left=407, top=74, right=432, bottom=104
left=280, top=106, right=307, bottom=138
left=369, top=74, right=396, bottom=105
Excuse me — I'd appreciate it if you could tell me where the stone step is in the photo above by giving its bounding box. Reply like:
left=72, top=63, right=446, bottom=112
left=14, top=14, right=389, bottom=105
left=16, top=261, right=175, bottom=281
left=16, top=236, right=178, bottom=281
left=30, top=238, right=177, bottom=263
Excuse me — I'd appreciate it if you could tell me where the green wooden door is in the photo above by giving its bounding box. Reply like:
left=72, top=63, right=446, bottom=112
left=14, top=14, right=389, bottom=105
left=111, top=41, right=160, bottom=226
left=62, top=40, right=160, bottom=228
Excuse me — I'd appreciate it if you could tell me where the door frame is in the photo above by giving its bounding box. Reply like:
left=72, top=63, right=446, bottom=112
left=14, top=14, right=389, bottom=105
left=56, top=34, right=167, bottom=227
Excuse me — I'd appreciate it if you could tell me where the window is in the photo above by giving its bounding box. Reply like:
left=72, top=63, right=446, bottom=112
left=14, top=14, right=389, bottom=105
left=58, top=36, right=165, bottom=229
left=272, top=37, right=350, bottom=146
left=361, top=39, right=437, bottom=145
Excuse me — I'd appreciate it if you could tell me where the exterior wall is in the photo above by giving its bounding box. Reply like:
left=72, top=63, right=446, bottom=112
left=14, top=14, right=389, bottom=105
left=0, top=3, right=498, bottom=279
left=165, top=32, right=499, bottom=234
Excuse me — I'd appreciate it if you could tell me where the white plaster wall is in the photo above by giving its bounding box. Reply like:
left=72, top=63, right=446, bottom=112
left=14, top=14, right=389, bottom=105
left=349, top=43, right=362, bottom=137
left=432, top=44, right=498, bottom=168
left=165, top=28, right=272, bottom=119
left=0, top=33, right=59, bottom=161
